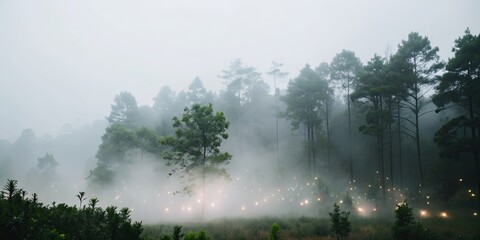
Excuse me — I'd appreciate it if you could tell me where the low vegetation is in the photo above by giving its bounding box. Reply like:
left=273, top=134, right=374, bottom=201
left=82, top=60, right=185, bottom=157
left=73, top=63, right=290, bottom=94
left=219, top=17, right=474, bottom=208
left=0, top=179, right=143, bottom=240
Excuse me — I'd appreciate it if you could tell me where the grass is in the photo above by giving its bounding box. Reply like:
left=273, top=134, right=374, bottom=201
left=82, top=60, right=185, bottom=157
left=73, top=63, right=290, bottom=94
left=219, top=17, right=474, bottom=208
left=141, top=214, right=480, bottom=240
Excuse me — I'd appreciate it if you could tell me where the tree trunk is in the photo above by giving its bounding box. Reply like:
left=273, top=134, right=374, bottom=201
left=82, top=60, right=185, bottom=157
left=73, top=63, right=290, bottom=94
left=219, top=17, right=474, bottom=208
left=326, top=97, right=331, bottom=168
left=389, top=119, right=394, bottom=187
left=397, top=98, right=403, bottom=190
left=347, top=81, right=353, bottom=182
left=379, top=97, right=386, bottom=207
left=414, top=82, right=424, bottom=190
left=468, top=95, right=480, bottom=201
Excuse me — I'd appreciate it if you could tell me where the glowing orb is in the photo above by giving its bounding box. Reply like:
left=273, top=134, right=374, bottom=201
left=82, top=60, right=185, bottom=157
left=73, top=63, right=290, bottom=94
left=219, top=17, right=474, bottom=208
left=420, top=210, right=427, bottom=217
left=440, top=212, right=447, bottom=218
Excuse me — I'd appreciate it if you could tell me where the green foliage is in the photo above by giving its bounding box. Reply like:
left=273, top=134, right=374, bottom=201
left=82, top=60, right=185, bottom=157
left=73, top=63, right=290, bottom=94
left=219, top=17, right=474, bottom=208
left=329, top=203, right=351, bottom=240
left=183, top=230, right=211, bottom=240
left=219, top=59, right=266, bottom=105
left=433, top=29, right=480, bottom=158
left=107, top=91, right=139, bottom=127
left=0, top=180, right=143, bottom=240
left=281, top=64, right=329, bottom=130
left=172, top=225, right=184, bottom=240
left=88, top=124, right=164, bottom=187
left=37, top=153, right=58, bottom=172
left=269, top=223, right=282, bottom=240
left=392, top=201, right=437, bottom=240
left=161, top=103, right=231, bottom=193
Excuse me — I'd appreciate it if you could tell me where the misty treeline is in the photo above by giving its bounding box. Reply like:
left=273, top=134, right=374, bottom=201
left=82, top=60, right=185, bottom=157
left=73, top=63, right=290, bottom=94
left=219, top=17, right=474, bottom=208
left=0, top=29, right=479, bottom=209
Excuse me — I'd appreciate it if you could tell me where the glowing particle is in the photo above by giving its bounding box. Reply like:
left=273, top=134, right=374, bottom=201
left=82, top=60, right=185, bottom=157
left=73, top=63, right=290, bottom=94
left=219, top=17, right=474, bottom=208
left=472, top=193, right=475, bottom=197
left=440, top=212, right=447, bottom=218
left=357, top=207, right=364, bottom=213
left=420, top=210, right=427, bottom=217
left=373, top=208, right=377, bottom=212
left=468, top=189, right=472, bottom=193
left=165, top=208, right=169, bottom=212
left=255, top=202, right=258, bottom=206
left=339, top=200, right=343, bottom=204
left=459, top=178, right=463, bottom=182
left=304, top=200, right=309, bottom=204
left=317, top=198, right=321, bottom=201
left=474, top=212, right=477, bottom=216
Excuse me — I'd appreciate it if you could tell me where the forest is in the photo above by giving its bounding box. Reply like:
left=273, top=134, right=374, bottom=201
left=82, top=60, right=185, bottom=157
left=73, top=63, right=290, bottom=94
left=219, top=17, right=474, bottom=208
left=1, top=25, right=479, bottom=240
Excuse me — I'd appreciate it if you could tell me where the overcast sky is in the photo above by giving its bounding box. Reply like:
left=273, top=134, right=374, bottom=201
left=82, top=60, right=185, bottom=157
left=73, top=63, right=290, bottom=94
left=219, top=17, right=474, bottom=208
left=1, top=0, right=479, bottom=141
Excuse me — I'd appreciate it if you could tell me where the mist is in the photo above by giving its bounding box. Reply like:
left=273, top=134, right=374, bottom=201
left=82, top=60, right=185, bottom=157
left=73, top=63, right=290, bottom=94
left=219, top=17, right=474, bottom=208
left=1, top=1, right=480, bottom=238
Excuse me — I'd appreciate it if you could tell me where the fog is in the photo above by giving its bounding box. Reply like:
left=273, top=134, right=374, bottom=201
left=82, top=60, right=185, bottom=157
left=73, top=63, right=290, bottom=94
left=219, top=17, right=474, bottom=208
left=1, top=0, right=479, bottom=225
left=1, top=0, right=478, bottom=141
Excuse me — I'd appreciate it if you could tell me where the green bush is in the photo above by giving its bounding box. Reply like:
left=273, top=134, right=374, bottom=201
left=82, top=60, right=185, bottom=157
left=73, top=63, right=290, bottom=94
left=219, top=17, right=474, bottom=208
left=0, top=179, right=143, bottom=240
left=392, top=201, right=437, bottom=240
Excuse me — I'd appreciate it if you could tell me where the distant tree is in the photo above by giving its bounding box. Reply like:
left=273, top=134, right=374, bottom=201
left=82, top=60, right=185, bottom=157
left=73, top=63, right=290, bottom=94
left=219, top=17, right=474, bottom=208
left=186, top=77, right=215, bottom=106
left=329, top=203, right=351, bottom=240
left=37, top=153, right=57, bottom=171
left=330, top=50, right=363, bottom=183
left=161, top=103, right=231, bottom=220
left=351, top=55, right=393, bottom=205
left=88, top=124, right=163, bottom=187
left=107, top=91, right=139, bottom=127
left=76, top=191, right=86, bottom=209
left=281, top=64, right=329, bottom=177
left=390, top=32, right=443, bottom=189
left=433, top=28, right=480, bottom=197
left=219, top=59, right=265, bottom=105
left=267, top=62, right=289, bottom=169
left=315, top=62, right=334, bottom=167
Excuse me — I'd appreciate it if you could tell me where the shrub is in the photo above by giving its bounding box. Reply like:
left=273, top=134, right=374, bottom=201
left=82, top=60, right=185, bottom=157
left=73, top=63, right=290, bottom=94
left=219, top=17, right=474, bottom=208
left=392, top=201, right=437, bottom=240
left=329, top=203, right=351, bottom=240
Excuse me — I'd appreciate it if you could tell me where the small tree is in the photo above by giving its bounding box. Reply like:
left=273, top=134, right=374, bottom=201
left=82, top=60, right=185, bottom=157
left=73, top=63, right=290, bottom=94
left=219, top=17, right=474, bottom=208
left=269, top=223, right=282, bottom=240
left=393, top=201, right=437, bottom=240
left=161, top=103, right=231, bottom=220
left=329, top=203, right=351, bottom=240
left=76, top=191, right=86, bottom=209
left=172, top=225, right=184, bottom=240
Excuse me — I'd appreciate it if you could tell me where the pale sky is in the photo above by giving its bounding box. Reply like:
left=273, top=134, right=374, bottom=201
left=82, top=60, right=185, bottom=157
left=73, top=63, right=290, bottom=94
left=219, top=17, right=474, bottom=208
left=1, top=0, right=479, bottom=141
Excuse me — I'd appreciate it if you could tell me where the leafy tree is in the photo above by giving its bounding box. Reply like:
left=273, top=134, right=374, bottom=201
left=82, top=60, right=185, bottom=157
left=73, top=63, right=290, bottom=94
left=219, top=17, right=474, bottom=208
left=88, top=124, right=163, bottom=187
left=433, top=28, right=480, bottom=196
left=330, top=50, right=363, bottom=182
left=281, top=64, right=329, bottom=177
left=390, top=32, right=443, bottom=189
left=219, top=59, right=266, bottom=105
left=107, top=92, right=139, bottom=128
left=351, top=55, right=394, bottom=205
left=161, top=103, right=231, bottom=219
left=329, top=203, right=351, bottom=240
